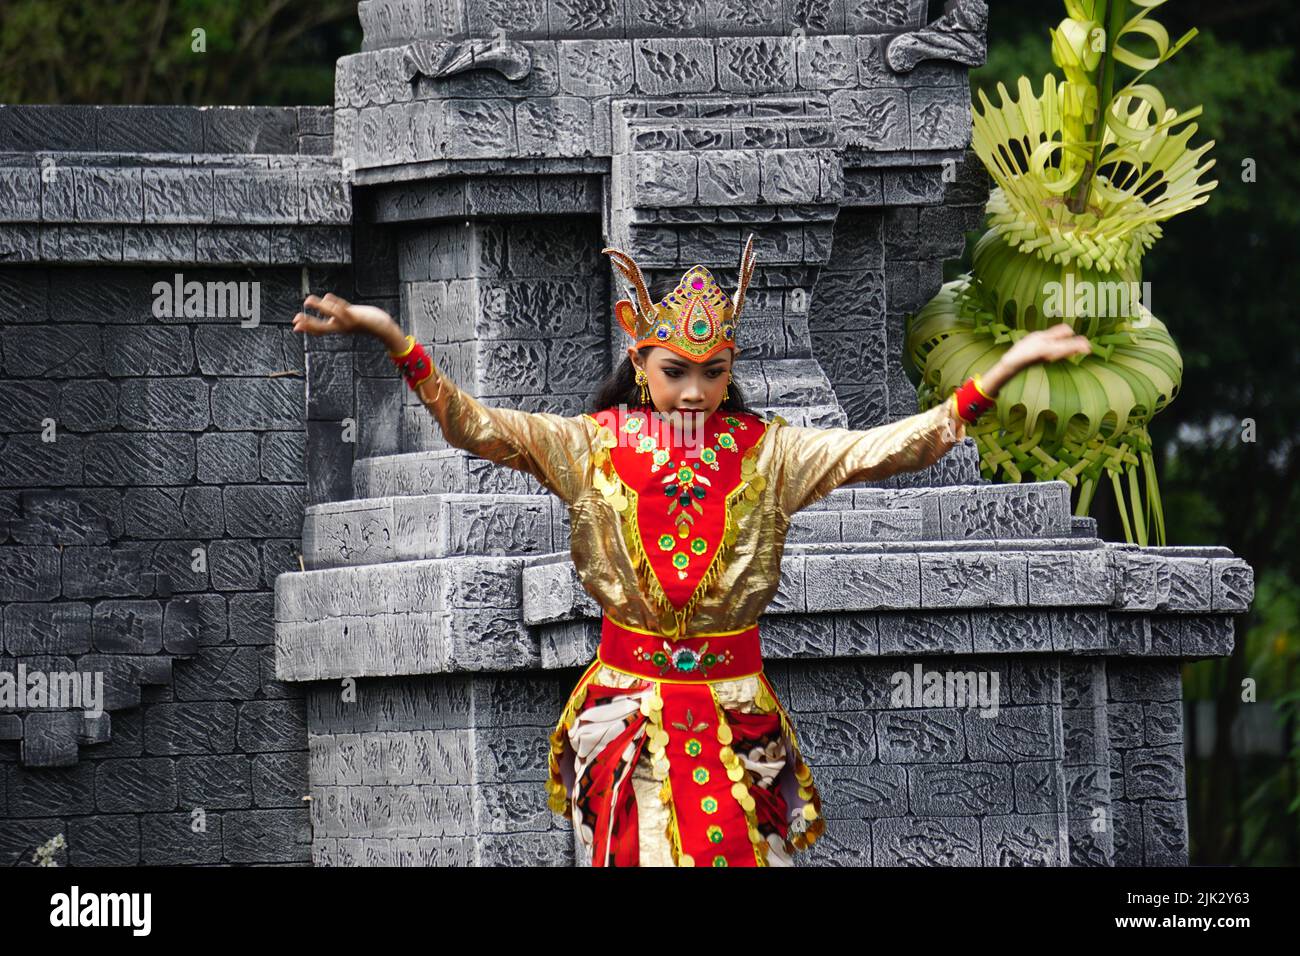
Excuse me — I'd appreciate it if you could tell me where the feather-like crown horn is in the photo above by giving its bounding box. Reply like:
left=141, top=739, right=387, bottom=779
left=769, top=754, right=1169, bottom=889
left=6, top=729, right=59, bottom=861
left=601, top=233, right=756, bottom=363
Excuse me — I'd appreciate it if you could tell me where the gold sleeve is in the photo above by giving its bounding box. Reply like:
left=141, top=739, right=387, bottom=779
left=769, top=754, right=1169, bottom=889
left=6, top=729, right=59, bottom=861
left=774, top=394, right=967, bottom=516
left=412, top=359, right=597, bottom=505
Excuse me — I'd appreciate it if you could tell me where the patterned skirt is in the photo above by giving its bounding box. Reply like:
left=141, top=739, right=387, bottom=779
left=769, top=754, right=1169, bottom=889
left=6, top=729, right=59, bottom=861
left=545, top=655, right=827, bottom=867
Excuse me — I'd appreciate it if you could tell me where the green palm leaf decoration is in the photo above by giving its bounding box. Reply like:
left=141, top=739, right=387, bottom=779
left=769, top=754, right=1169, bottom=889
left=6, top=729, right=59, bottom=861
left=906, top=0, right=1217, bottom=545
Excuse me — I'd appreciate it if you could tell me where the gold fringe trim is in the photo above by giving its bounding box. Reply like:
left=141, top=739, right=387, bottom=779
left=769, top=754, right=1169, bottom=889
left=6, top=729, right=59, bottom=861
left=757, top=671, right=826, bottom=852
left=709, top=685, right=770, bottom=866
left=591, top=416, right=784, bottom=640
left=619, top=485, right=680, bottom=627
left=642, top=684, right=692, bottom=866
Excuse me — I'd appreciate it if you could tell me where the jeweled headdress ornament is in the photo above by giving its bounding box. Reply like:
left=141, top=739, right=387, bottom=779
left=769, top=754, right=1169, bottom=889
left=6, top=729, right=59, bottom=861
left=602, top=233, right=757, bottom=363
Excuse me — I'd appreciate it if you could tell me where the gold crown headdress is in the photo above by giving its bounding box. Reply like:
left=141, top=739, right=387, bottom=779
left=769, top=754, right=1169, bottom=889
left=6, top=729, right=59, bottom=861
left=601, top=233, right=757, bottom=363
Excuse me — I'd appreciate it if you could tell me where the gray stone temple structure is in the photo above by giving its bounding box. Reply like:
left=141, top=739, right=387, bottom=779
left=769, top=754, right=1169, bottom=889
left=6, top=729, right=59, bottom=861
left=0, top=0, right=1253, bottom=866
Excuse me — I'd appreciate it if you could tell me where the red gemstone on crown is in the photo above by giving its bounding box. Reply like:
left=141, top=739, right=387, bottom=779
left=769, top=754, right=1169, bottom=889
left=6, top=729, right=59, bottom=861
left=691, top=277, right=704, bottom=290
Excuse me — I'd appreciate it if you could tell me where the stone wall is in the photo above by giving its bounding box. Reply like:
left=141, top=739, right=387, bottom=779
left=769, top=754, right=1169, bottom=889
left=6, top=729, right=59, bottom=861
left=0, top=105, right=349, bottom=865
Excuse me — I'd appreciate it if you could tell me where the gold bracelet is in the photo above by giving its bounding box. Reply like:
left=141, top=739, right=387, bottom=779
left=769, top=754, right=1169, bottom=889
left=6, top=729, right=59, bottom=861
left=389, top=334, right=416, bottom=359
left=972, top=373, right=994, bottom=401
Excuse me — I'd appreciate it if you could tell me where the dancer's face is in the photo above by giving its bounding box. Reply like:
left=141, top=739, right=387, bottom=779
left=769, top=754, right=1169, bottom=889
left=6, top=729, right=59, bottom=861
left=629, top=346, right=736, bottom=420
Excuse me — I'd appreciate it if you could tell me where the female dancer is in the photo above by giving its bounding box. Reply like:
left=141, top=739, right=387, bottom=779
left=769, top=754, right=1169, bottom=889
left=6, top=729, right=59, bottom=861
left=293, top=236, right=1090, bottom=867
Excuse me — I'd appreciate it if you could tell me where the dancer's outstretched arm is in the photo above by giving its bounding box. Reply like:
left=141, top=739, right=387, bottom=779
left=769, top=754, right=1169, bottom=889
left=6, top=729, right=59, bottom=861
left=773, top=324, right=1092, bottom=516
left=772, top=399, right=968, bottom=516
left=294, top=293, right=596, bottom=504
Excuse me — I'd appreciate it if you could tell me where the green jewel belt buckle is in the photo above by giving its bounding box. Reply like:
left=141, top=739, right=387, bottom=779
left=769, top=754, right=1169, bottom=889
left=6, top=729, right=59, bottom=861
left=640, top=641, right=726, bottom=676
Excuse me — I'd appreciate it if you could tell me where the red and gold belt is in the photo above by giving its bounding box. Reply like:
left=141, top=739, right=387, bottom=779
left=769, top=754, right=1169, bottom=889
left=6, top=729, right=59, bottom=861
left=596, top=615, right=763, bottom=683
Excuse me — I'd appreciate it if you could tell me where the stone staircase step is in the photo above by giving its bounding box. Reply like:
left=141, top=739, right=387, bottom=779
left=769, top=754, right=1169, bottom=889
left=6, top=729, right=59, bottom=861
left=346, top=458, right=1062, bottom=566
left=797, top=480, right=1074, bottom=542
left=520, top=539, right=1254, bottom=628
left=354, top=448, right=547, bottom=498
left=274, top=530, right=1252, bottom=680
left=275, top=555, right=537, bottom=681
left=303, top=494, right=564, bottom=569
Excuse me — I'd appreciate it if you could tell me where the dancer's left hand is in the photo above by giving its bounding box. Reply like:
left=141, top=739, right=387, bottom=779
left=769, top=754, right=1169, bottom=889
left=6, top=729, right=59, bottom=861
left=979, top=323, right=1092, bottom=396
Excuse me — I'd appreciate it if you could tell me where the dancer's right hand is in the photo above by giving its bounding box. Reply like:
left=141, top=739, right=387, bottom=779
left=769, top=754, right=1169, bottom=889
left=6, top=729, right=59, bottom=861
left=293, top=293, right=406, bottom=352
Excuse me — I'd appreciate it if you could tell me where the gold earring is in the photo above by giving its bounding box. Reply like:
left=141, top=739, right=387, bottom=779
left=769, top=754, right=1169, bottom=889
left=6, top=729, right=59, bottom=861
left=634, top=368, right=650, bottom=406
left=723, top=373, right=732, bottom=402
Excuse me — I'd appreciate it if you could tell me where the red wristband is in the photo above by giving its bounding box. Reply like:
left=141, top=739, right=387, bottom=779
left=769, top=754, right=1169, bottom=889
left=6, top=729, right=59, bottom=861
left=389, top=334, right=434, bottom=389
left=952, top=374, right=995, bottom=424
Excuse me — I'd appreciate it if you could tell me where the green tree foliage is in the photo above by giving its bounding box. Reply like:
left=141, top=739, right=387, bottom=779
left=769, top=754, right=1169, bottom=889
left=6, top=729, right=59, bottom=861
left=0, top=0, right=361, bottom=104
